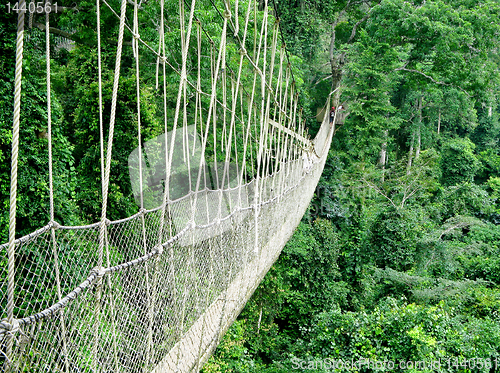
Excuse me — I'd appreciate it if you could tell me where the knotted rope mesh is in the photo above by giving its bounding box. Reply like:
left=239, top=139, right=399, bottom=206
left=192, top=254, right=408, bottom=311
left=0, top=0, right=334, bottom=371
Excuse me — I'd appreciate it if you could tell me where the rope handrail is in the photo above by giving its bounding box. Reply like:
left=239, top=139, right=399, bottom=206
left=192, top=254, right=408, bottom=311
left=0, top=148, right=308, bottom=250
left=0, top=120, right=331, bottom=337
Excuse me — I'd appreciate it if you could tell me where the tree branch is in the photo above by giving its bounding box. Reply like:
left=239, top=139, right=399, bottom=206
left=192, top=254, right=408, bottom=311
left=33, top=22, right=93, bottom=46
left=329, top=0, right=352, bottom=63
left=395, top=67, right=472, bottom=98
left=313, top=74, right=333, bottom=87
left=362, top=178, right=398, bottom=210
left=439, top=222, right=472, bottom=240
left=395, top=67, right=449, bottom=86
left=127, top=0, right=148, bottom=8
left=346, top=2, right=378, bottom=44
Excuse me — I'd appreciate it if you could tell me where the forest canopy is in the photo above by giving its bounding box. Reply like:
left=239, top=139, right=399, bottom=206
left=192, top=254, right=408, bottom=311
left=202, top=0, right=500, bottom=371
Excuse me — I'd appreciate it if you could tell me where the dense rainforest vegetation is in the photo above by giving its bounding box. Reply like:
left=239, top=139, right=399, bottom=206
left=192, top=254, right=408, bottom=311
left=1, top=0, right=500, bottom=371
left=202, top=0, right=500, bottom=371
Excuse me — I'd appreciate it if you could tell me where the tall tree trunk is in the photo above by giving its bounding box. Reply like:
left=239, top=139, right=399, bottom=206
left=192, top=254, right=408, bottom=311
left=415, top=97, right=422, bottom=160
left=329, top=26, right=342, bottom=106
left=407, top=132, right=414, bottom=175
left=329, top=5, right=351, bottom=106
left=437, top=109, right=441, bottom=134
left=257, top=304, right=263, bottom=334
left=379, top=130, right=388, bottom=182
left=416, top=127, right=421, bottom=160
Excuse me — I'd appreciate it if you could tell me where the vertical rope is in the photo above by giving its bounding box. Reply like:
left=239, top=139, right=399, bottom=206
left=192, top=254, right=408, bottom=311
left=96, top=2, right=119, bottom=371
left=167, top=0, right=199, bottom=367
left=211, top=42, right=219, bottom=190
left=168, top=0, right=196, bottom=219
left=219, top=57, right=232, bottom=221
left=153, top=3, right=175, bottom=369
left=221, top=60, right=227, bottom=155
left=157, top=0, right=170, bottom=244
left=253, top=0, right=257, bottom=60
left=239, top=0, right=257, bottom=187
left=133, top=0, right=144, bottom=253
left=219, top=16, right=228, bottom=194
left=272, top=46, right=285, bottom=181
left=254, top=0, right=268, bottom=254
left=6, top=1, right=25, bottom=368
left=263, top=21, right=279, bottom=183
left=291, top=92, right=299, bottom=162
left=234, top=0, right=239, bottom=35
left=131, top=2, right=154, bottom=369
left=191, top=4, right=230, bottom=219
left=228, top=0, right=251, bottom=198
left=183, top=77, right=192, bottom=194
left=100, top=0, right=127, bottom=248
left=45, top=3, right=69, bottom=371
left=93, top=1, right=128, bottom=371
left=194, top=21, right=202, bottom=157
left=278, top=64, right=292, bottom=196
left=230, top=77, right=240, bottom=194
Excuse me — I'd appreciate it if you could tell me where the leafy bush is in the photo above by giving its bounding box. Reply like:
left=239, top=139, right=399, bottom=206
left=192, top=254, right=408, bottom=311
left=307, top=299, right=500, bottom=372
left=440, top=138, right=480, bottom=187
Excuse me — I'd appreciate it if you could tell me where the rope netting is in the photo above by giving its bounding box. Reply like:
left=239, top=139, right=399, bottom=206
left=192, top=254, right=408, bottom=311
left=0, top=0, right=335, bottom=371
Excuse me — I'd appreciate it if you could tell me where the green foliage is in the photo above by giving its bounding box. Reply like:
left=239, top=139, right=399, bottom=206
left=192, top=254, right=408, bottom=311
left=477, top=149, right=500, bottom=184
left=440, top=138, right=480, bottom=186
left=457, top=223, right=500, bottom=285
left=434, top=183, right=493, bottom=220
left=368, top=208, right=427, bottom=271
left=203, top=320, right=260, bottom=373
left=341, top=31, right=401, bottom=160
left=274, top=0, right=336, bottom=61
left=309, top=299, right=500, bottom=370
left=472, top=109, right=500, bottom=155
left=277, top=219, right=346, bottom=331
left=0, top=19, right=81, bottom=241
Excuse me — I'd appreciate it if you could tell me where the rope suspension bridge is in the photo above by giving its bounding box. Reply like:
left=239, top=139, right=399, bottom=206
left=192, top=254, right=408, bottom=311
left=0, top=0, right=335, bottom=371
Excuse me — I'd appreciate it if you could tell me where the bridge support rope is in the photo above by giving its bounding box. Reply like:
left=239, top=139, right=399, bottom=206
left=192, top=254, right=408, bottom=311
left=5, top=2, right=25, bottom=370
